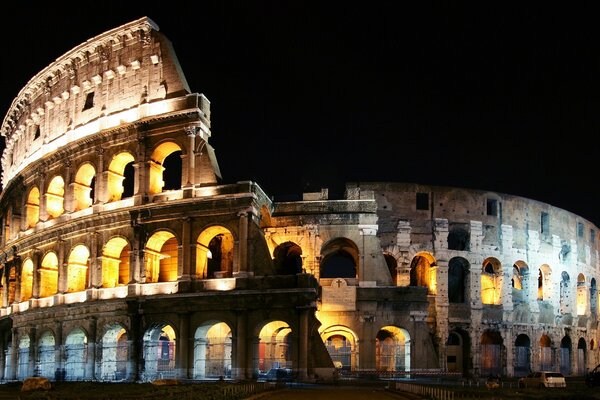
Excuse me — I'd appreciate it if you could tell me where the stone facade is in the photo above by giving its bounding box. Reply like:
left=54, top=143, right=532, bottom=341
left=0, top=17, right=597, bottom=382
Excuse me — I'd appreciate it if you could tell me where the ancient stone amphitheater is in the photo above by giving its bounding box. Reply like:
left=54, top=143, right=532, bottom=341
left=0, top=17, right=597, bottom=383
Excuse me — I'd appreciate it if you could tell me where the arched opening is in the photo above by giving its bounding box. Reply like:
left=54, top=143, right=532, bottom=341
left=65, top=328, right=88, bottom=380
left=481, top=258, right=502, bottom=305
left=273, top=242, right=303, bottom=275
left=107, top=152, right=136, bottom=202
left=196, top=226, right=234, bottom=279
left=66, top=245, right=90, bottom=293
left=540, top=334, right=553, bottom=371
left=145, top=231, right=178, bottom=283
left=512, top=261, right=530, bottom=305
left=256, top=321, right=292, bottom=376
left=20, top=258, right=33, bottom=302
left=448, top=257, right=470, bottom=303
left=40, top=252, right=58, bottom=298
left=143, top=324, right=177, bottom=380
left=577, top=273, right=588, bottom=316
left=26, top=187, right=40, bottom=228
left=102, top=237, right=131, bottom=288
left=409, top=252, right=437, bottom=294
left=591, top=278, right=598, bottom=315
left=560, top=336, right=572, bottom=376
left=320, top=238, right=359, bottom=279
left=149, top=142, right=182, bottom=195
left=560, top=271, right=571, bottom=314
left=193, top=321, right=232, bottom=380
left=17, top=335, right=30, bottom=380
left=375, top=326, right=410, bottom=372
left=36, top=331, right=55, bottom=379
left=321, top=325, right=359, bottom=372
left=480, top=331, right=503, bottom=376
left=578, top=338, right=587, bottom=375
left=447, top=226, right=469, bottom=251
left=46, top=175, right=65, bottom=219
left=100, top=323, right=128, bottom=381
left=384, top=253, right=398, bottom=285
left=3, top=338, right=12, bottom=379
left=446, top=330, right=470, bottom=375
left=538, top=264, right=552, bottom=301
left=73, top=163, right=96, bottom=211
left=259, top=205, right=272, bottom=229
left=514, top=334, right=531, bottom=377
left=7, top=266, right=16, bottom=305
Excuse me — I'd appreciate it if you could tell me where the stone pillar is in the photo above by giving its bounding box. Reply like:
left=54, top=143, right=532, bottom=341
left=86, top=318, right=97, bottom=379
left=38, top=171, right=48, bottom=223
left=9, top=328, right=17, bottom=380
left=57, top=239, right=67, bottom=294
left=90, top=231, right=100, bottom=288
left=128, top=313, right=142, bottom=382
left=1, top=266, right=8, bottom=308
left=32, top=250, right=41, bottom=299
left=63, top=161, right=73, bottom=213
left=235, top=211, right=248, bottom=277
left=185, top=127, right=196, bottom=186
left=133, top=136, right=148, bottom=205
left=14, top=261, right=21, bottom=304
left=233, top=311, right=247, bottom=380
left=28, top=327, right=36, bottom=377
left=95, top=148, right=105, bottom=204
left=55, top=321, right=64, bottom=381
left=297, top=308, right=309, bottom=380
left=177, top=313, right=190, bottom=379
left=181, top=218, right=191, bottom=280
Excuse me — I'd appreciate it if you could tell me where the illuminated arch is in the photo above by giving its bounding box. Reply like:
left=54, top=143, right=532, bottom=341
left=102, top=237, right=131, bottom=288
left=100, top=323, right=128, bottom=381
left=65, top=328, right=88, bottom=380
left=256, top=320, right=293, bottom=374
left=46, top=175, right=65, bottom=219
left=512, top=261, right=530, bottom=305
left=384, top=253, right=398, bottom=285
left=259, top=205, right=272, bottom=228
left=320, top=238, right=359, bottom=279
left=26, top=187, right=40, bottom=228
left=36, top=330, right=55, bottom=379
left=20, top=258, right=33, bottom=302
left=66, top=245, right=90, bottom=293
left=145, top=231, right=178, bottom=283
left=107, top=152, right=135, bottom=202
left=375, top=326, right=410, bottom=372
left=320, top=325, right=359, bottom=371
left=481, top=257, right=502, bottom=305
left=409, top=252, right=437, bottom=294
left=73, top=163, right=96, bottom=211
left=143, top=324, right=177, bottom=381
left=39, top=252, right=58, bottom=298
left=538, top=264, right=552, bottom=300
left=577, top=273, right=588, bottom=316
left=193, top=321, right=233, bottom=379
left=149, top=142, right=183, bottom=195
left=273, top=241, right=303, bottom=275
left=196, top=226, right=234, bottom=279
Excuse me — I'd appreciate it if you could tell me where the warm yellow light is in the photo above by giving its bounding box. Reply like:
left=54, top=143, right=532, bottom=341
left=46, top=176, right=65, bottom=219
left=40, top=252, right=59, bottom=298
left=149, top=142, right=182, bottom=195
left=26, top=187, right=40, bottom=228
left=481, top=274, right=501, bottom=305
left=102, top=237, right=130, bottom=287
left=107, top=152, right=135, bottom=202
left=196, top=226, right=234, bottom=279
left=145, top=231, right=178, bottom=283
left=20, top=259, right=34, bottom=301
left=73, top=163, right=96, bottom=211
left=67, top=245, right=90, bottom=293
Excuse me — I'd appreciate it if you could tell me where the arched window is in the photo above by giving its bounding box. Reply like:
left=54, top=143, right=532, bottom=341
left=480, top=331, right=503, bottom=376
left=320, top=238, right=359, bottom=279
left=576, top=273, right=588, bottom=316
left=107, top=152, right=135, bottom=202
left=256, top=321, right=292, bottom=375
left=102, top=237, right=131, bottom=287
left=481, top=258, right=502, bottom=305
left=145, top=231, right=178, bottom=283
left=66, top=245, right=90, bottom=293
left=538, top=264, right=552, bottom=301
left=39, top=252, right=58, bottom=298
left=143, top=324, right=177, bottom=381
left=273, top=242, right=303, bottom=275
left=540, top=334, right=553, bottom=371
left=149, top=142, right=182, bottom=195
left=512, top=261, right=530, bottom=305
left=448, top=257, right=469, bottom=303
left=447, top=226, right=469, bottom=251
left=46, top=176, right=65, bottom=219
left=20, top=259, right=34, bottom=302
left=65, top=328, right=88, bottom=380
left=577, top=338, right=587, bottom=375
left=100, top=323, right=128, bottom=381
left=196, top=226, right=234, bottom=279
left=560, top=336, right=572, bottom=376
left=375, top=326, right=410, bottom=372
left=26, top=187, right=40, bottom=228
left=73, top=163, right=96, bottom=211
left=514, top=334, right=531, bottom=377
left=193, top=321, right=232, bottom=380
left=409, top=253, right=437, bottom=293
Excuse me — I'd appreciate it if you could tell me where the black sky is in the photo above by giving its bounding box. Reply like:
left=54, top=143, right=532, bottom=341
left=1, top=3, right=599, bottom=226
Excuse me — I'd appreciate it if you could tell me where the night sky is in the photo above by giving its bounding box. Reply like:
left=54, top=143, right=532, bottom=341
left=1, top=4, right=599, bottom=226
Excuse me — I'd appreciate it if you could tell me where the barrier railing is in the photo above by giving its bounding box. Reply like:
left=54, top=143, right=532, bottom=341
left=390, top=381, right=483, bottom=400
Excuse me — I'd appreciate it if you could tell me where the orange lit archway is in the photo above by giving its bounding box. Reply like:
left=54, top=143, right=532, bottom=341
left=107, top=152, right=135, bottom=202
left=20, top=258, right=33, bottom=301
left=145, top=231, right=178, bottom=282
left=46, top=176, right=65, bottom=219
left=149, top=142, right=182, bottom=195
left=73, top=163, right=96, bottom=211
left=26, top=187, right=40, bottom=228
left=66, top=245, right=90, bottom=293
left=196, top=226, right=234, bottom=279
left=39, top=252, right=58, bottom=298
left=102, top=237, right=130, bottom=287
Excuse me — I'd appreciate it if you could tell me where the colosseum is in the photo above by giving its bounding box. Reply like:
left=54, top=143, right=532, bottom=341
left=0, top=17, right=597, bottom=383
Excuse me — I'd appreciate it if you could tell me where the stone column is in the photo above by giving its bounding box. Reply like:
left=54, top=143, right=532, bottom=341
left=90, top=231, right=100, bottom=288
left=32, top=249, right=41, bottom=299
left=57, top=239, right=67, bottom=294
left=297, top=308, right=309, bottom=380
left=128, top=313, right=142, bottom=382
left=94, top=148, right=105, bottom=204
left=184, top=126, right=196, bottom=186
left=177, top=313, right=190, bottom=379
left=38, top=171, right=48, bottom=223
left=133, top=135, right=148, bottom=205
left=9, top=328, right=17, bottom=380
left=181, top=218, right=191, bottom=280
left=235, top=211, right=248, bottom=277
left=1, top=266, right=8, bottom=308
left=63, top=161, right=73, bottom=213
left=28, top=327, right=36, bottom=377
left=86, top=318, right=97, bottom=379
left=55, top=321, right=64, bottom=381
left=233, top=311, right=247, bottom=380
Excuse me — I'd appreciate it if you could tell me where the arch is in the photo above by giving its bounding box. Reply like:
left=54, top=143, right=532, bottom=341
left=40, top=252, right=59, bottom=298
left=538, top=264, right=552, bottom=300
left=320, top=238, right=359, bottom=279
left=143, top=324, right=177, bottom=380
left=447, top=226, right=469, bottom=251
left=384, top=253, right=398, bottom=285
left=66, top=244, right=90, bottom=293
left=578, top=337, right=587, bottom=375
left=145, top=231, right=178, bottom=283
left=480, top=331, right=503, bottom=376
left=481, top=257, right=502, bottom=305
left=409, top=252, right=437, bottom=293
left=196, top=226, right=234, bottom=279
left=102, top=237, right=131, bottom=287
left=560, top=271, right=571, bottom=314
left=259, top=205, right=272, bottom=229
left=73, top=162, right=96, bottom=211
left=20, top=258, right=33, bottom=302
left=321, top=325, right=359, bottom=371
left=107, top=152, right=135, bottom=202
left=100, top=323, right=128, bottom=381
left=540, top=334, right=553, bottom=371
left=514, top=334, right=531, bottom=376
left=591, top=278, right=597, bottom=315
left=46, top=175, right=65, bottom=219
left=149, top=141, right=183, bottom=194
left=446, top=329, right=470, bottom=376
left=36, top=330, right=56, bottom=379
left=6, top=265, right=16, bottom=305
left=256, top=320, right=292, bottom=375
left=577, top=273, right=588, bottom=316
left=193, top=321, right=233, bottom=379
left=560, top=335, right=572, bottom=376
left=26, top=186, right=40, bottom=228
left=273, top=242, right=303, bottom=275
left=65, top=328, right=88, bottom=380
left=448, top=257, right=470, bottom=303
left=512, top=261, right=530, bottom=305
left=375, top=326, right=410, bottom=372
left=17, top=334, right=30, bottom=380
